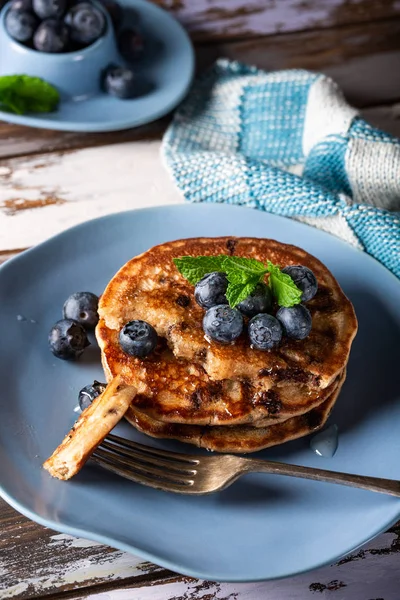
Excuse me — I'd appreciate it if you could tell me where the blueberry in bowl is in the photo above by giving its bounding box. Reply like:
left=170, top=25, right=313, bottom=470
left=0, top=0, right=121, bottom=100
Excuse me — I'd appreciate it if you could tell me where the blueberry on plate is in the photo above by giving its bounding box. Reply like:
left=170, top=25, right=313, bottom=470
left=203, top=304, right=243, bottom=344
left=104, top=66, right=135, bottom=99
left=276, top=305, right=312, bottom=340
left=33, top=0, right=66, bottom=19
left=282, top=265, right=318, bottom=302
left=49, top=318, right=90, bottom=360
left=65, top=2, right=105, bottom=45
left=119, top=320, right=158, bottom=358
left=237, top=282, right=273, bottom=318
left=63, top=291, right=99, bottom=330
left=33, top=19, right=69, bottom=52
left=78, top=380, right=106, bottom=411
left=118, top=28, right=145, bottom=61
left=5, top=9, right=37, bottom=42
left=248, top=313, right=282, bottom=350
left=194, top=272, right=228, bottom=310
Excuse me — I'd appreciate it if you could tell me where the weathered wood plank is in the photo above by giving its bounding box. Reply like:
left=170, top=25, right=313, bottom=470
left=1, top=492, right=399, bottom=599
left=151, top=0, right=400, bottom=42
left=0, top=499, right=174, bottom=600
left=198, top=18, right=400, bottom=107
left=0, top=20, right=399, bottom=160
left=0, top=102, right=399, bottom=253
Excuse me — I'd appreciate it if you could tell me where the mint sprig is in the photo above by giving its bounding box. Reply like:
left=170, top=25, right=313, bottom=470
left=173, top=255, right=302, bottom=309
left=0, top=75, right=59, bottom=115
left=267, top=261, right=302, bottom=307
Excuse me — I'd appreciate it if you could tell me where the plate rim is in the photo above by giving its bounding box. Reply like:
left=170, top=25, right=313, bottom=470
left=1, top=202, right=400, bottom=583
left=0, top=0, right=195, bottom=132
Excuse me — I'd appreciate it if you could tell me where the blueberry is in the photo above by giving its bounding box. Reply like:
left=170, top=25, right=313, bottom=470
left=98, top=0, right=122, bottom=29
left=282, top=265, right=318, bottom=302
left=119, top=320, right=158, bottom=358
left=118, top=28, right=145, bottom=61
left=78, top=380, right=106, bottom=410
left=5, top=9, right=37, bottom=42
left=276, top=305, right=312, bottom=340
left=10, top=0, right=32, bottom=12
left=63, top=292, right=99, bottom=330
left=203, top=304, right=243, bottom=344
left=194, top=272, right=228, bottom=310
left=33, top=19, right=69, bottom=52
left=49, top=318, right=90, bottom=360
left=65, top=2, right=105, bottom=45
left=104, top=66, right=135, bottom=99
left=248, top=313, right=282, bottom=350
left=33, top=0, right=66, bottom=19
left=237, top=282, right=273, bottom=318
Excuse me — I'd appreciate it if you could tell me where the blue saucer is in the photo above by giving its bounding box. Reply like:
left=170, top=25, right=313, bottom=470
left=0, top=0, right=194, bottom=132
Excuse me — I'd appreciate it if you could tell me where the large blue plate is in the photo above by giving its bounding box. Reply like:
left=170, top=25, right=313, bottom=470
left=0, top=204, right=399, bottom=582
left=0, top=0, right=194, bottom=132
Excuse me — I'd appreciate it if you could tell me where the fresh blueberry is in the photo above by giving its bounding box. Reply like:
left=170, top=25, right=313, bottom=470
left=49, top=318, right=90, bottom=360
left=119, top=320, right=158, bottom=358
left=78, top=380, right=106, bottom=410
left=65, top=2, right=105, bottom=45
left=10, top=0, right=32, bottom=12
left=98, top=0, right=122, bottom=29
left=5, top=9, right=37, bottom=42
left=237, top=282, right=273, bottom=318
left=63, top=292, right=99, bottom=330
left=203, top=304, right=243, bottom=344
left=33, top=19, right=69, bottom=52
left=282, top=265, right=318, bottom=302
left=103, top=66, right=135, bottom=99
left=33, top=0, right=66, bottom=19
left=276, top=305, right=312, bottom=340
left=194, top=272, right=228, bottom=310
left=248, top=313, right=282, bottom=350
left=118, top=28, right=144, bottom=61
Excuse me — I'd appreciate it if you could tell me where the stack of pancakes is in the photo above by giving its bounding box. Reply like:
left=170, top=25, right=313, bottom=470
left=96, top=238, right=357, bottom=453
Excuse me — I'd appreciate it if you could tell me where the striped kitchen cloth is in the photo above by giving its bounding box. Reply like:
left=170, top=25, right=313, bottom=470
left=162, top=59, right=400, bottom=278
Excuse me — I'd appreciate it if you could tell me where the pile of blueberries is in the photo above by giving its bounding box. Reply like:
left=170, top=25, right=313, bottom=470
left=197, top=265, right=318, bottom=349
left=4, top=0, right=143, bottom=97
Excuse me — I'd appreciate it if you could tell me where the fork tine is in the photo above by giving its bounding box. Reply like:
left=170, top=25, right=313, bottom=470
left=93, top=447, right=194, bottom=487
left=101, top=439, right=197, bottom=476
left=107, top=433, right=199, bottom=464
left=92, top=452, right=190, bottom=494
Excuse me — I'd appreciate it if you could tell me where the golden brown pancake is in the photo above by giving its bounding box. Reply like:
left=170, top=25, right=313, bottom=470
left=125, top=370, right=346, bottom=453
left=97, top=237, right=357, bottom=392
left=98, top=316, right=344, bottom=426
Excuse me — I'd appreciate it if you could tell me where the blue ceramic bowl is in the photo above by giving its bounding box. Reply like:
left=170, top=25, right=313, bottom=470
left=0, top=0, right=120, bottom=99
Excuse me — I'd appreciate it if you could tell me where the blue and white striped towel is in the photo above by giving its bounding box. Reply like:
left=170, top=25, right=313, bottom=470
left=162, top=59, right=400, bottom=278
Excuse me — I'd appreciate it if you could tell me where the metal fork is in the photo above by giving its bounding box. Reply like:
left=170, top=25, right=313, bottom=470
left=91, top=434, right=400, bottom=496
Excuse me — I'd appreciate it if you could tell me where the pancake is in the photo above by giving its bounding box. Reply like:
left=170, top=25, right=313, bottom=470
left=98, top=316, right=344, bottom=426
left=98, top=237, right=357, bottom=392
left=125, top=370, right=346, bottom=453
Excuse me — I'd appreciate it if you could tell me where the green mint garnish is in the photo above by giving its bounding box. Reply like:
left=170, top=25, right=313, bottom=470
left=172, top=255, right=227, bottom=285
left=173, top=255, right=302, bottom=308
left=0, top=75, right=59, bottom=115
left=267, top=261, right=302, bottom=308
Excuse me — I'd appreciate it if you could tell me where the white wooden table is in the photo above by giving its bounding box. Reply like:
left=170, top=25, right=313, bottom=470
left=1, top=1, right=400, bottom=597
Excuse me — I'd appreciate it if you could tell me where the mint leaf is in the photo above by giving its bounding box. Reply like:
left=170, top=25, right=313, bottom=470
left=267, top=261, right=302, bottom=307
left=225, top=276, right=260, bottom=308
left=173, top=255, right=228, bottom=285
left=223, top=256, right=267, bottom=278
left=0, top=75, right=59, bottom=115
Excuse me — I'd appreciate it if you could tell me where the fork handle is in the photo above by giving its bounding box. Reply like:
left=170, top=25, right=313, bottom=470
left=242, top=459, right=400, bottom=497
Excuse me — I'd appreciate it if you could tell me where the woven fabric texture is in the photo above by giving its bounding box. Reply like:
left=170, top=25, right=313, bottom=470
left=162, top=59, right=400, bottom=278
